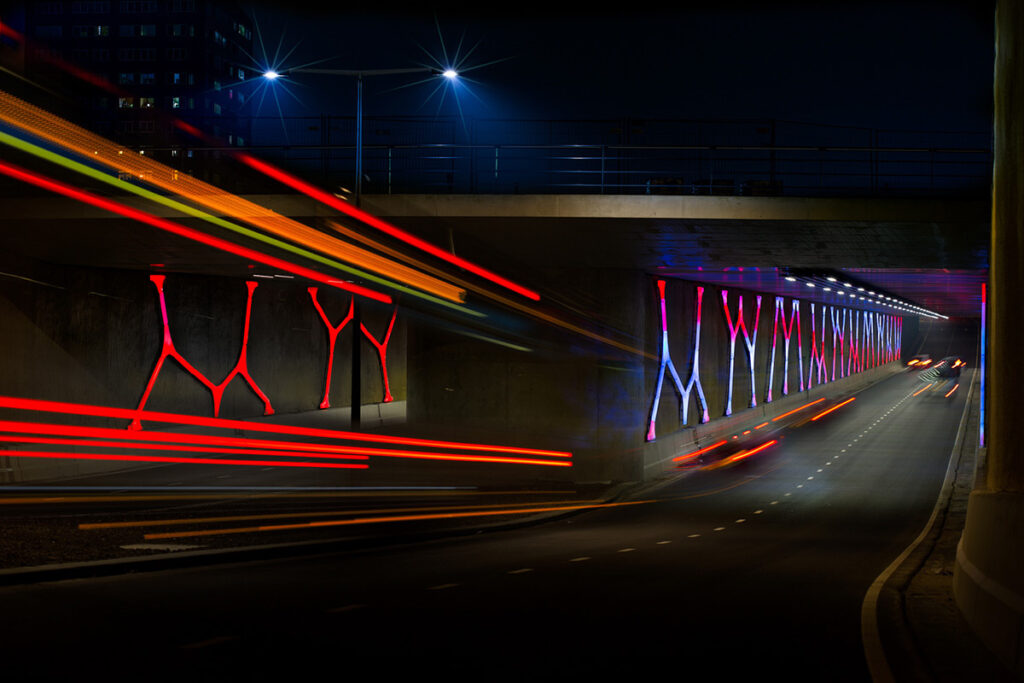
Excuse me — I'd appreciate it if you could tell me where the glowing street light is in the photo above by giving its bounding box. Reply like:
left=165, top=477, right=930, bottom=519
left=262, top=66, right=457, bottom=206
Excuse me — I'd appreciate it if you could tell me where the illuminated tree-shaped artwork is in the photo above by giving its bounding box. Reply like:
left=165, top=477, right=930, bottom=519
left=721, top=290, right=762, bottom=416
left=360, top=307, right=398, bottom=404
left=309, top=287, right=354, bottom=410
left=807, top=303, right=829, bottom=388
left=131, top=275, right=273, bottom=430
left=830, top=306, right=847, bottom=381
left=766, top=297, right=803, bottom=402
left=848, top=309, right=862, bottom=375
left=310, top=287, right=399, bottom=408
left=647, top=280, right=709, bottom=442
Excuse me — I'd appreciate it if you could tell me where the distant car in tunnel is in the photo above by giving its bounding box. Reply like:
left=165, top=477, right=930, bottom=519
left=934, top=356, right=964, bottom=379
left=907, top=354, right=932, bottom=369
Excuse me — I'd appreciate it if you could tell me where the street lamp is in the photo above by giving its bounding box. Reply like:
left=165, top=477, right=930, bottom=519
left=260, top=65, right=456, bottom=430
left=262, top=67, right=457, bottom=207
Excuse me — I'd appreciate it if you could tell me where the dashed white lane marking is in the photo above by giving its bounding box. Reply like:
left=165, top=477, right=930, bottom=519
left=817, top=468, right=823, bottom=472
left=754, top=510, right=764, bottom=515
left=688, top=534, right=701, bottom=538
left=326, top=604, right=365, bottom=614
left=735, top=519, right=746, bottom=524
left=784, top=493, right=792, bottom=497
left=826, top=462, right=832, bottom=466
left=261, top=467, right=275, bottom=471
left=714, top=527, right=726, bottom=532
left=618, top=547, right=636, bottom=553
left=570, top=556, right=590, bottom=562
left=797, top=484, right=804, bottom=488
left=841, top=449, right=847, bottom=452
left=770, top=501, right=778, bottom=505
left=656, top=540, right=672, bottom=545
left=808, top=476, right=815, bottom=480
left=429, top=583, right=460, bottom=591
left=508, top=568, right=534, bottom=574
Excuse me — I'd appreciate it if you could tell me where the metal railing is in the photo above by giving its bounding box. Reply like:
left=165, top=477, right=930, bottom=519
left=102, top=116, right=995, bottom=198
left=226, top=142, right=991, bottom=197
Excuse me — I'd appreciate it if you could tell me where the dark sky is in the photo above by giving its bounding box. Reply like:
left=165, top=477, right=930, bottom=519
left=240, top=1, right=994, bottom=134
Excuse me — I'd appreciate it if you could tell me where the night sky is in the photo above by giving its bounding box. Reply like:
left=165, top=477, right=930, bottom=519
left=241, top=1, right=995, bottom=135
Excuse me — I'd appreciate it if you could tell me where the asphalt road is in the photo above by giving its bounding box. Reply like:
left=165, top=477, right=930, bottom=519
left=0, top=368, right=971, bottom=680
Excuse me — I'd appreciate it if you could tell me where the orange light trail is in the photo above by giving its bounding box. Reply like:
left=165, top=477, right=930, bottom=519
left=142, top=499, right=654, bottom=540
left=672, top=439, right=728, bottom=463
left=0, top=396, right=573, bottom=460
left=944, top=383, right=960, bottom=398
left=913, top=383, right=934, bottom=397
left=324, top=219, right=651, bottom=359
left=79, top=499, right=606, bottom=530
left=754, top=422, right=770, bottom=429
left=239, top=154, right=540, bottom=301
left=0, top=91, right=463, bottom=303
left=771, top=398, right=826, bottom=422
left=703, top=440, right=778, bottom=470
left=810, top=397, right=856, bottom=421
left=0, top=159, right=392, bottom=303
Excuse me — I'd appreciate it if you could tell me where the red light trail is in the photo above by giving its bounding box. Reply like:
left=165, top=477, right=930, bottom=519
left=237, top=154, right=541, bottom=301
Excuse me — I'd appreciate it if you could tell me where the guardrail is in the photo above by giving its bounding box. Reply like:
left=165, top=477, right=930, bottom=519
left=225, top=142, right=991, bottom=197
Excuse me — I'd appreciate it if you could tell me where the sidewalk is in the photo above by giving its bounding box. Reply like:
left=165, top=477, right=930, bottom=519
left=875, top=378, right=1017, bottom=681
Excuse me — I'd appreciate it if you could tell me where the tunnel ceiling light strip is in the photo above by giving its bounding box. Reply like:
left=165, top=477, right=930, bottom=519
left=0, top=160, right=392, bottom=303
left=0, top=396, right=572, bottom=458
left=142, top=499, right=653, bottom=540
left=237, top=153, right=541, bottom=302
left=810, top=397, right=856, bottom=421
left=0, top=130, right=469, bottom=311
left=781, top=269, right=947, bottom=319
left=1, top=450, right=368, bottom=470
left=0, top=92, right=462, bottom=304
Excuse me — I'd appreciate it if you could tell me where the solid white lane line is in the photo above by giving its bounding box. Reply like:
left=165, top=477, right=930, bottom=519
left=570, top=556, right=590, bottom=562
left=508, top=568, right=533, bottom=574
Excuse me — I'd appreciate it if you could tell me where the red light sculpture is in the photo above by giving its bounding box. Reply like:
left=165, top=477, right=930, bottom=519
left=310, top=287, right=398, bottom=409
left=361, top=307, right=397, bottom=404
left=720, top=290, right=762, bottom=415
left=767, top=297, right=803, bottom=402
left=308, top=287, right=354, bottom=410
left=808, top=303, right=829, bottom=387
left=131, top=275, right=273, bottom=429
left=647, top=280, right=709, bottom=442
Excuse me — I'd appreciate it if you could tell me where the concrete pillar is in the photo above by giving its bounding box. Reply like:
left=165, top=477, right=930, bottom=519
left=954, top=1, right=1024, bottom=676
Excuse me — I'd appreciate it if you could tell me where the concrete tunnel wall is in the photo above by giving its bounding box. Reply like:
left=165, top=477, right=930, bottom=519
left=0, top=247, right=913, bottom=485
left=0, top=250, right=405, bottom=483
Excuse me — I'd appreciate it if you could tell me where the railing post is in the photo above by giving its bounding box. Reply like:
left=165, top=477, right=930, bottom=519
left=601, top=145, right=606, bottom=194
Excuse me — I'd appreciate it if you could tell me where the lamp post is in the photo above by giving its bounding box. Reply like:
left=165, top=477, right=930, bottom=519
left=263, top=67, right=457, bottom=207
left=261, top=66, right=456, bottom=429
